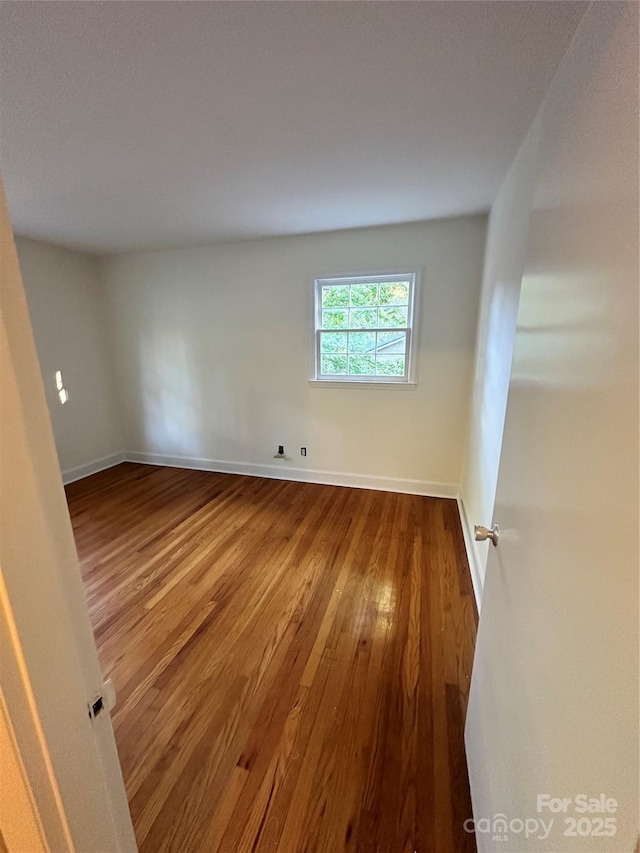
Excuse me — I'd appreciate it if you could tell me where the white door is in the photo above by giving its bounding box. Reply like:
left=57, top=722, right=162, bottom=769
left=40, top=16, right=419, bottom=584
left=0, top=175, right=136, bottom=850
left=465, top=4, right=639, bottom=853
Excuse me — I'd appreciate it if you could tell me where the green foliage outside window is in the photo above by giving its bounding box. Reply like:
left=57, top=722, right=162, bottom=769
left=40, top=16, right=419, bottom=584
left=318, top=279, right=412, bottom=378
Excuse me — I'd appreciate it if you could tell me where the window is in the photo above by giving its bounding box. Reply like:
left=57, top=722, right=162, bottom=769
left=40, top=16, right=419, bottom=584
left=312, top=271, right=418, bottom=384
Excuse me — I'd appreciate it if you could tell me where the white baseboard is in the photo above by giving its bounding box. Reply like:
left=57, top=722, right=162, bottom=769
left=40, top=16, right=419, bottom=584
left=123, top=451, right=458, bottom=499
left=62, top=452, right=126, bottom=485
left=457, top=497, right=484, bottom=611
left=61, top=453, right=483, bottom=602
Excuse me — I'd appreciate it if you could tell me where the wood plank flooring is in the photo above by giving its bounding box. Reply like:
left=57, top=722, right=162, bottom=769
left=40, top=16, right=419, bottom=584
left=66, top=463, right=478, bottom=853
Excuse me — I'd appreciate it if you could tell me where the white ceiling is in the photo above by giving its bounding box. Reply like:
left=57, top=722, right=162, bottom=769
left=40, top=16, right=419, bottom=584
left=0, top=1, right=586, bottom=254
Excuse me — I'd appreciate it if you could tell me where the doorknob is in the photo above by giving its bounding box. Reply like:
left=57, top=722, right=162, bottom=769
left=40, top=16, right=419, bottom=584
left=474, top=524, right=499, bottom=546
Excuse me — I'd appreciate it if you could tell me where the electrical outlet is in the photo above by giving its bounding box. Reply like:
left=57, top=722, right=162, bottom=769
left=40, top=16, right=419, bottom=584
left=301, top=447, right=307, bottom=457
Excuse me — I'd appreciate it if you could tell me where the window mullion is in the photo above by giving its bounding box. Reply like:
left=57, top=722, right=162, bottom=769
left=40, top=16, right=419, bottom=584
left=318, top=326, right=410, bottom=333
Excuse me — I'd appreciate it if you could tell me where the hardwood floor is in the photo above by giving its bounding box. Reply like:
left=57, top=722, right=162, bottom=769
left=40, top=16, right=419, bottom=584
left=66, top=462, right=478, bottom=853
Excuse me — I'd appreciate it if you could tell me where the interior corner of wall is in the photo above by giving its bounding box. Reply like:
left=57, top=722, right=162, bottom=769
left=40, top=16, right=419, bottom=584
left=456, top=496, right=484, bottom=612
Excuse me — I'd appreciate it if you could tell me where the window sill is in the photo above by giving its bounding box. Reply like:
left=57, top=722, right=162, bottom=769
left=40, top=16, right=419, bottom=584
left=308, top=380, right=417, bottom=390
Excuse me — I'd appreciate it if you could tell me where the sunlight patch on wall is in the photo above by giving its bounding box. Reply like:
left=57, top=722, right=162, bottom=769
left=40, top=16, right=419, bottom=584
left=511, top=273, right=613, bottom=389
left=55, top=370, right=69, bottom=404
left=139, top=328, right=203, bottom=455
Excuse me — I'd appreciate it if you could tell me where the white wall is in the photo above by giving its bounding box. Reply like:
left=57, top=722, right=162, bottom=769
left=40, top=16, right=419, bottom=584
left=100, top=216, right=486, bottom=494
left=16, top=237, right=123, bottom=481
left=459, top=117, right=542, bottom=598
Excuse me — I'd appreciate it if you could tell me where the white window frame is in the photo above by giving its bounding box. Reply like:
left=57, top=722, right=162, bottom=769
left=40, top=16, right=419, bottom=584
left=310, top=270, right=419, bottom=387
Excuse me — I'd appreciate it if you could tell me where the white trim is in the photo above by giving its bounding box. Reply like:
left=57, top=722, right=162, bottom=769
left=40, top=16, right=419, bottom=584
left=56, top=449, right=456, bottom=499
left=57, top=456, right=480, bottom=611
left=309, top=380, right=417, bottom=390
left=62, top=452, right=126, bottom=485
left=457, top=497, right=484, bottom=611
left=124, top=451, right=458, bottom=499
left=56, top=454, right=485, bottom=606
left=57, top=453, right=482, bottom=616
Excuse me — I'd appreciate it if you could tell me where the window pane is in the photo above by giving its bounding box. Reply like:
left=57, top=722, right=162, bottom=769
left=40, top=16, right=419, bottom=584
left=320, top=332, right=348, bottom=353
left=348, top=331, right=376, bottom=353
left=348, top=354, right=376, bottom=375
left=376, top=355, right=405, bottom=376
left=378, top=306, right=408, bottom=328
left=350, top=283, right=378, bottom=307
left=321, top=354, right=348, bottom=375
left=322, top=285, right=349, bottom=307
left=322, top=309, right=349, bottom=329
left=379, top=281, right=409, bottom=305
left=376, top=331, right=406, bottom=354
left=349, top=308, right=377, bottom=329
